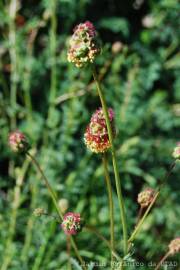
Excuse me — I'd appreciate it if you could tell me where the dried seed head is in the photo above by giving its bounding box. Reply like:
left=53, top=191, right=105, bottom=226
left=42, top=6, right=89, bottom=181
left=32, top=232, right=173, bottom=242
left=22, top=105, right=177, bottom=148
left=137, top=188, right=155, bottom=208
left=67, top=21, right=100, bottom=68
left=84, top=108, right=115, bottom=153
left=33, top=208, right=45, bottom=217
left=58, top=198, right=69, bottom=214
left=8, top=130, right=29, bottom=153
left=168, top=237, right=180, bottom=255
left=172, top=142, right=180, bottom=160
left=61, top=212, right=83, bottom=235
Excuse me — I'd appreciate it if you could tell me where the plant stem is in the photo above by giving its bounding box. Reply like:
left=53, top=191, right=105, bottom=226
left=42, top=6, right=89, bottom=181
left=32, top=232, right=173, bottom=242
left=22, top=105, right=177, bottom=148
left=47, top=0, right=57, bottom=122
left=27, top=151, right=63, bottom=220
left=85, top=226, right=121, bottom=261
left=128, top=161, right=176, bottom=244
left=102, top=153, right=115, bottom=261
left=128, top=191, right=159, bottom=244
left=155, top=252, right=170, bottom=270
left=9, top=0, right=18, bottom=129
left=92, top=67, right=128, bottom=255
left=26, top=152, right=86, bottom=270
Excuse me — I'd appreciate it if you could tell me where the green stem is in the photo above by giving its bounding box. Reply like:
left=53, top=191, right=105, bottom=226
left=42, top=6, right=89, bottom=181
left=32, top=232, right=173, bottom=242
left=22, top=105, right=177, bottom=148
left=102, top=153, right=115, bottom=261
left=47, top=0, right=57, bottom=121
left=27, top=151, right=63, bottom=220
left=26, top=152, right=86, bottom=270
left=128, top=191, right=159, bottom=244
left=92, top=67, right=128, bottom=255
left=128, top=161, right=176, bottom=244
left=155, top=252, right=170, bottom=270
left=85, top=226, right=121, bottom=261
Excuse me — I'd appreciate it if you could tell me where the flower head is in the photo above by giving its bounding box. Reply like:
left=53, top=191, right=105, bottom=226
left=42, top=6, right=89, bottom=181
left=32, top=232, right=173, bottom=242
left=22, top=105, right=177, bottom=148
left=67, top=21, right=100, bottom=68
left=84, top=108, right=115, bottom=153
left=33, top=208, right=45, bottom=217
left=58, top=198, right=69, bottom=214
left=172, top=142, right=180, bottom=160
left=61, top=212, right=83, bottom=235
left=168, top=237, right=180, bottom=255
left=137, top=188, right=155, bottom=208
left=8, top=130, right=29, bottom=153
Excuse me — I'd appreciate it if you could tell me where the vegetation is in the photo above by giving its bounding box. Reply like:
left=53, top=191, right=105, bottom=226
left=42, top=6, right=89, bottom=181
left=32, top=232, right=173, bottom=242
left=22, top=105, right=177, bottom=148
left=0, top=0, right=179, bottom=269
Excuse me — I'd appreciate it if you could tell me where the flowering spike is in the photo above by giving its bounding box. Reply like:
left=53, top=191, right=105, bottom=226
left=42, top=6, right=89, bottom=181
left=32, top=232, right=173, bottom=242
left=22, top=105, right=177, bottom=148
left=33, top=208, right=46, bottom=217
left=8, top=130, right=29, bottom=153
left=84, top=108, right=115, bottom=153
left=168, top=237, right=180, bottom=255
left=172, top=142, right=180, bottom=160
left=67, top=21, right=100, bottom=68
left=137, top=188, right=155, bottom=208
left=61, top=212, right=83, bottom=235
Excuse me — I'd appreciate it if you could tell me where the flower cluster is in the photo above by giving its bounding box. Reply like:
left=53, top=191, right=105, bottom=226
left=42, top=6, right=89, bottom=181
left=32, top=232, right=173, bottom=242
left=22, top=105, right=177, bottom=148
left=67, top=21, right=100, bottom=67
left=33, top=208, right=45, bottom=217
left=168, top=237, right=180, bottom=255
left=61, top=212, right=83, bottom=235
left=84, top=108, right=115, bottom=153
left=8, top=130, right=29, bottom=153
left=137, top=188, right=155, bottom=208
left=172, top=142, right=180, bottom=160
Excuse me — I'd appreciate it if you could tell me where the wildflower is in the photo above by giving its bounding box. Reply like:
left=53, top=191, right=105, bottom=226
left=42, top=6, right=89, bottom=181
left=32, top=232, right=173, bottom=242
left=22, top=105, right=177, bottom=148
left=137, top=188, right=155, bottom=208
left=67, top=21, right=100, bottom=68
left=84, top=108, right=115, bottom=153
left=33, top=208, right=45, bottom=217
left=8, top=130, right=29, bottom=153
left=168, top=237, right=180, bottom=255
left=61, top=212, right=83, bottom=235
left=58, top=198, right=69, bottom=214
left=112, top=41, right=123, bottom=54
left=172, top=142, right=180, bottom=160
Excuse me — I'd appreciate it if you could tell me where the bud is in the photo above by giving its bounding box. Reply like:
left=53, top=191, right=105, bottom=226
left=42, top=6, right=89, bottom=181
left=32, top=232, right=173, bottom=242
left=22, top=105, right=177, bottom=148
left=112, top=41, right=123, bottom=54
left=137, top=188, right=155, bottom=208
left=67, top=21, right=100, bottom=68
left=142, top=15, right=155, bottom=28
left=61, top=212, right=83, bottom=235
left=168, top=237, right=180, bottom=255
left=84, top=108, right=115, bottom=153
left=8, top=130, right=29, bottom=153
left=172, top=142, right=180, bottom=160
left=58, top=198, right=69, bottom=214
left=33, top=208, right=45, bottom=217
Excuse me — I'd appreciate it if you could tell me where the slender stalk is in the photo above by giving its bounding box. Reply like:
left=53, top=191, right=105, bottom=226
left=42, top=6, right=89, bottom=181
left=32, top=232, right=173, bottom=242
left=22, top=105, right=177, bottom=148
left=102, top=153, right=115, bottom=261
left=155, top=252, right=170, bottom=270
left=85, top=226, right=121, bottom=261
left=26, top=151, right=63, bottom=220
left=26, top=152, right=86, bottom=270
left=128, top=161, right=176, bottom=244
left=67, top=236, right=72, bottom=270
left=47, top=0, right=57, bottom=121
left=128, top=191, right=159, bottom=243
left=92, top=67, right=128, bottom=255
left=9, top=0, right=18, bottom=129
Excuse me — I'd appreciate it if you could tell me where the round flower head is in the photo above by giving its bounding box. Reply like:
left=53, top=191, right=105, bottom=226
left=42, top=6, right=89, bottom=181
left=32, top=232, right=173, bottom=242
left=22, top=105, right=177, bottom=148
left=172, top=142, right=180, bottom=160
left=168, top=237, right=180, bottom=255
left=84, top=108, right=115, bottom=153
left=61, top=212, right=83, bottom=235
left=67, top=21, right=100, bottom=68
left=8, top=130, right=29, bottom=153
left=137, top=188, right=155, bottom=208
left=33, top=208, right=45, bottom=217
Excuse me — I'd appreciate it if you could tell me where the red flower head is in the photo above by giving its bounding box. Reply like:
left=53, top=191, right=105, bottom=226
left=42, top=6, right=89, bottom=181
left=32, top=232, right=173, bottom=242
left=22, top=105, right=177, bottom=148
left=84, top=108, right=115, bottom=153
left=67, top=21, right=100, bottom=68
left=61, top=212, right=83, bottom=235
left=172, top=142, right=180, bottom=160
left=8, top=130, right=29, bottom=153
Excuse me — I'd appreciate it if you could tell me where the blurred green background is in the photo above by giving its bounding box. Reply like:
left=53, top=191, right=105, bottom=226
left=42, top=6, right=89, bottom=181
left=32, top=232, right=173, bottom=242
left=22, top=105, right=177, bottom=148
left=0, top=0, right=180, bottom=269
